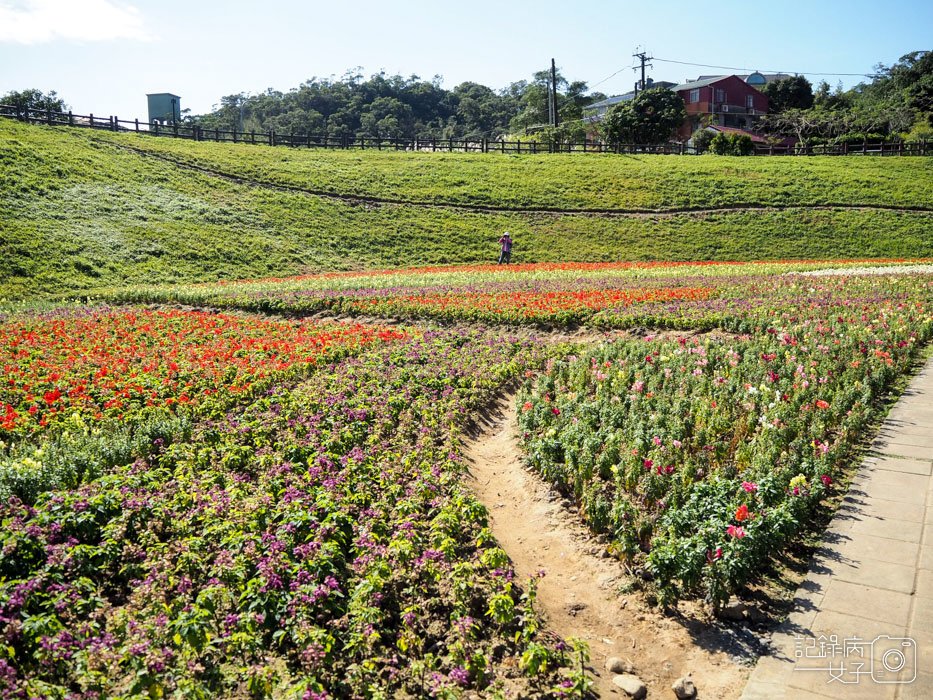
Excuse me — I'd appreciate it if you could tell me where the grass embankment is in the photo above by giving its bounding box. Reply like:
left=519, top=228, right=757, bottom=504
left=87, top=127, right=933, bottom=210
left=2, top=119, right=932, bottom=300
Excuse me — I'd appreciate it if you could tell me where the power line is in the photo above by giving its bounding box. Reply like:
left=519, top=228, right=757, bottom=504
left=590, top=62, right=636, bottom=90
left=651, top=56, right=878, bottom=78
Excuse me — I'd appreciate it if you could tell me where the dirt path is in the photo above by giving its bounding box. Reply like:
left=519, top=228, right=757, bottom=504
left=464, top=392, right=753, bottom=698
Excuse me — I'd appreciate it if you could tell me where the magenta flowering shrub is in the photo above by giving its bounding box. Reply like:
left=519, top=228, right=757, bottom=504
left=518, top=275, right=932, bottom=606
left=0, top=330, right=570, bottom=698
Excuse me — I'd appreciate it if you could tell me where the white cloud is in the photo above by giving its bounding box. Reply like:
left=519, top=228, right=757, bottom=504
left=0, top=0, right=153, bottom=44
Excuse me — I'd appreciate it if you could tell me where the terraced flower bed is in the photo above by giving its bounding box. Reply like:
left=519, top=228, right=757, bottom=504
left=517, top=273, right=933, bottom=606
left=101, top=260, right=923, bottom=328
left=0, top=323, right=585, bottom=698
left=3, top=262, right=931, bottom=698
left=0, top=309, right=402, bottom=503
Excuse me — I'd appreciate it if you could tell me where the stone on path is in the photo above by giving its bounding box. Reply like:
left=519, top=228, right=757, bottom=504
left=612, top=673, right=647, bottom=699
left=672, top=675, right=697, bottom=699
left=605, top=656, right=634, bottom=674
left=719, top=598, right=748, bottom=621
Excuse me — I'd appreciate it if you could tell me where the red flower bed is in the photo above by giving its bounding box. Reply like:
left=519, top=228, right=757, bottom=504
left=1, top=308, right=404, bottom=436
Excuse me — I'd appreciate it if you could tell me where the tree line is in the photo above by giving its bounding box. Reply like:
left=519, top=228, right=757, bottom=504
left=184, top=68, right=603, bottom=142
left=757, top=51, right=932, bottom=144
left=3, top=51, right=929, bottom=145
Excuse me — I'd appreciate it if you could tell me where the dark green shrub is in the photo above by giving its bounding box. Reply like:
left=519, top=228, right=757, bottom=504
left=692, top=129, right=714, bottom=153
left=710, top=132, right=754, bottom=156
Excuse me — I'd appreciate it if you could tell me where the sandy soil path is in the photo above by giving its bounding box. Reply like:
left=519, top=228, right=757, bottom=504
left=464, top=392, right=752, bottom=698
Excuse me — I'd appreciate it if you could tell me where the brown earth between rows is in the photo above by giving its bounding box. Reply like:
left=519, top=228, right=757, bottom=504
left=463, top=392, right=756, bottom=698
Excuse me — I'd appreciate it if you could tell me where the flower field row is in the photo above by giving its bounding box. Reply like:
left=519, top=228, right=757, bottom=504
left=0, top=309, right=405, bottom=502
left=343, top=286, right=715, bottom=323
left=102, top=260, right=928, bottom=329
left=1, top=308, right=402, bottom=437
left=0, top=329, right=578, bottom=698
left=517, top=273, right=932, bottom=606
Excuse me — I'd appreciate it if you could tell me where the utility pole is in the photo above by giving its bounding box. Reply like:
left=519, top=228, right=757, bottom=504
left=633, top=50, right=653, bottom=91
left=550, top=58, right=559, bottom=127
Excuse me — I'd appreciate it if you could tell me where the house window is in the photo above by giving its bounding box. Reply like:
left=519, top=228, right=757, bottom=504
left=746, top=94, right=754, bottom=108
left=715, top=88, right=726, bottom=104
left=689, top=88, right=699, bottom=104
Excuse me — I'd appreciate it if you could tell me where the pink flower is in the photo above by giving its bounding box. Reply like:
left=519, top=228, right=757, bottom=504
left=735, top=504, right=750, bottom=522
left=820, top=474, right=832, bottom=486
left=652, top=436, right=662, bottom=446
left=727, top=525, right=746, bottom=539
left=552, top=407, right=561, bottom=416
left=643, top=459, right=654, bottom=470
left=741, top=481, right=758, bottom=493
left=706, top=547, right=723, bottom=564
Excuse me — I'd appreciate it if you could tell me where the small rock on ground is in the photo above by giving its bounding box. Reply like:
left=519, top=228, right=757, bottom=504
left=611, top=673, right=647, bottom=699
left=605, top=656, right=635, bottom=674
left=672, top=675, right=697, bottom=699
left=718, top=598, right=748, bottom=621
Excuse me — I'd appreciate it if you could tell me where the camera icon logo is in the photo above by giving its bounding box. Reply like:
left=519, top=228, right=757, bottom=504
left=871, top=636, right=916, bottom=684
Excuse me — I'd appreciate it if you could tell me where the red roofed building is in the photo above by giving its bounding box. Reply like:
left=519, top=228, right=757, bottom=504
left=671, top=75, right=768, bottom=140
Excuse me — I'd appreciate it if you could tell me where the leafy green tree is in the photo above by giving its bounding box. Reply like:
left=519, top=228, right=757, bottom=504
left=761, top=76, right=814, bottom=113
left=692, top=129, right=715, bottom=153
left=603, top=88, right=686, bottom=144
left=710, top=132, right=754, bottom=155
left=1, top=89, right=69, bottom=112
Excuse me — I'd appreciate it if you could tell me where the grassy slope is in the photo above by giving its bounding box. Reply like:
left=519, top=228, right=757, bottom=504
left=87, top=127, right=933, bottom=210
left=1, top=119, right=932, bottom=300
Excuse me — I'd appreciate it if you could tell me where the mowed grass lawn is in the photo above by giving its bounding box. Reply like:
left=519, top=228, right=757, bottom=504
left=2, top=119, right=932, bottom=301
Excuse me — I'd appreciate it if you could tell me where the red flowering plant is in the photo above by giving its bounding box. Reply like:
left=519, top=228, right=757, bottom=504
left=0, top=308, right=405, bottom=501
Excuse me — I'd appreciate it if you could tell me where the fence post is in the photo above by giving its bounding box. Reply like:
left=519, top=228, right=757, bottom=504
left=134, top=118, right=139, bottom=132
left=270, top=130, right=276, bottom=147
left=89, top=113, right=94, bottom=128
left=46, top=107, right=52, bottom=125
left=113, top=115, right=118, bottom=131
left=233, top=127, right=238, bottom=143
left=69, top=111, right=74, bottom=126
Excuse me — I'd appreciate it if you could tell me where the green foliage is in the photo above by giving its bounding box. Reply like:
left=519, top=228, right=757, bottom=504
left=762, top=50, right=932, bottom=139
left=602, top=88, right=687, bottom=144
left=0, top=88, right=69, bottom=113
left=761, top=76, right=814, bottom=113
left=691, top=129, right=715, bottom=154
left=193, top=68, right=603, bottom=141
left=709, top=132, right=754, bottom=156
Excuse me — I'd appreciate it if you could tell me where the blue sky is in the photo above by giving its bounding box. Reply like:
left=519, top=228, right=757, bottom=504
left=1, top=0, right=930, bottom=120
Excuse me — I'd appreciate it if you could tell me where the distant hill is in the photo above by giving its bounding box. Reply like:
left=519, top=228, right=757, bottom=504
left=2, top=119, right=931, bottom=300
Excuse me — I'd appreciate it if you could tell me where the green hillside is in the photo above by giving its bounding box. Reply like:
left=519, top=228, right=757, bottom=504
left=1, top=119, right=931, bottom=301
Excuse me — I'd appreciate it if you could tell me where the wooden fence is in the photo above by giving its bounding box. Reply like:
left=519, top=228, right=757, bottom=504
left=2, top=104, right=929, bottom=157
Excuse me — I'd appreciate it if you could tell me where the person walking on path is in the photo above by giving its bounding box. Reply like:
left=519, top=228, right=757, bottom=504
left=498, top=231, right=513, bottom=265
